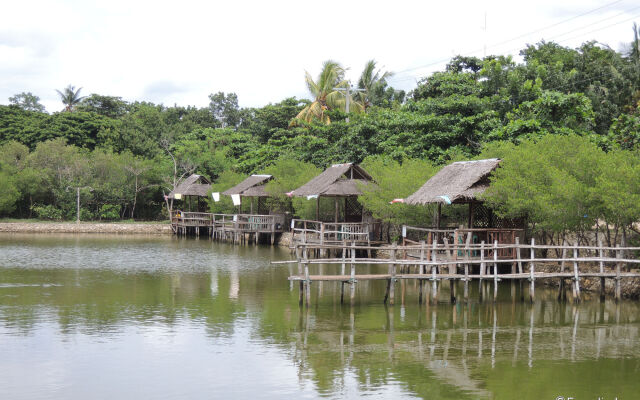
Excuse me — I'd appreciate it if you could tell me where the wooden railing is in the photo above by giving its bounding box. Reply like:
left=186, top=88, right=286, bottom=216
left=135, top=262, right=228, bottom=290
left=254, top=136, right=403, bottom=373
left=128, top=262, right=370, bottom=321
left=171, top=210, right=213, bottom=226
left=291, top=219, right=373, bottom=245
left=282, top=239, right=640, bottom=304
left=171, top=210, right=285, bottom=232
left=402, top=226, right=523, bottom=259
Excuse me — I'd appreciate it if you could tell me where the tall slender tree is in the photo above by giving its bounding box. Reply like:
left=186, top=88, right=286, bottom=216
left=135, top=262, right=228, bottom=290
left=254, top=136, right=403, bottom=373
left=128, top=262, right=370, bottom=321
left=291, top=60, right=362, bottom=125
left=357, top=59, right=392, bottom=111
left=56, top=85, right=86, bottom=112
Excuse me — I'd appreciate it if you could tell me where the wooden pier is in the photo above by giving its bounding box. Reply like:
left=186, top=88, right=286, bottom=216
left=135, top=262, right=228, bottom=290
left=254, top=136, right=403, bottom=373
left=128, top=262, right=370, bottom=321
left=171, top=210, right=285, bottom=244
left=291, top=219, right=382, bottom=246
left=279, top=239, right=640, bottom=306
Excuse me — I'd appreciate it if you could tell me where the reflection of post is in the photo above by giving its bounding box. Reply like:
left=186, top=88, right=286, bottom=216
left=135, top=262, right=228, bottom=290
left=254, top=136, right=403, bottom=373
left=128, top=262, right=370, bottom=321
left=528, top=306, right=534, bottom=369
left=229, top=265, right=239, bottom=299
left=571, top=307, right=579, bottom=361
left=349, top=308, right=355, bottom=362
left=210, top=267, right=218, bottom=296
left=387, top=305, right=394, bottom=361
left=430, top=310, right=437, bottom=360
left=491, top=306, right=497, bottom=369
left=512, top=328, right=520, bottom=366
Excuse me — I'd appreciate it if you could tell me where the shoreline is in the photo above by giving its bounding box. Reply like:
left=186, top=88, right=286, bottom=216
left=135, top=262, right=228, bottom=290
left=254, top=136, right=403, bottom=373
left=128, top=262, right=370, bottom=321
left=0, top=222, right=172, bottom=235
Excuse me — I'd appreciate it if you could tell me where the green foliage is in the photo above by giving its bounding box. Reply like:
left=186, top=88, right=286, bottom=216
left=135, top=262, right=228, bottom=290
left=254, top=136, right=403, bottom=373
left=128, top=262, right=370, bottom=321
left=99, top=204, right=121, bottom=220
left=263, top=158, right=321, bottom=217
left=8, top=92, right=46, bottom=113
left=31, top=204, right=63, bottom=220
left=207, top=170, right=245, bottom=214
left=359, top=156, right=438, bottom=226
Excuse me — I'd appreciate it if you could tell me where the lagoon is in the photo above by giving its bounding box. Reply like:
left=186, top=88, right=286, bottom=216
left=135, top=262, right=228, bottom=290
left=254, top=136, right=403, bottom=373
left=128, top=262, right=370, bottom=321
left=0, top=233, right=638, bottom=399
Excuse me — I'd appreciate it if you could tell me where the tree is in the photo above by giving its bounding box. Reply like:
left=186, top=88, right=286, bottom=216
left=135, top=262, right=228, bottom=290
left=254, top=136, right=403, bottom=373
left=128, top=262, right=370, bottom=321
left=8, top=92, right=46, bottom=113
left=208, top=92, right=240, bottom=128
left=292, top=60, right=360, bottom=126
left=357, top=60, right=393, bottom=111
left=56, top=85, right=86, bottom=112
left=77, top=94, right=128, bottom=118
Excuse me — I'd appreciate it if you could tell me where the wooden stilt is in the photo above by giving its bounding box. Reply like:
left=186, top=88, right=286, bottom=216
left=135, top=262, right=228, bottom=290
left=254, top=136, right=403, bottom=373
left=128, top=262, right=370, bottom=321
left=572, top=242, right=581, bottom=303
left=479, top=241, right=485, bottom=303
left=529, top=238, right=535, bottom=303
left=615, top=245, right=622, bottom=302
left=493, top=240, right=499, bottom=302
left=350, top=241, right=356, bottom=305
left=598, top=239, right=605, bottom=302
left=418, top=241, right=425, bottom=305
left=558, top=240, right=567, bottom=301
left=431, top=239, right=438, bottom=305
left=388, top=243, right=397, bottom=305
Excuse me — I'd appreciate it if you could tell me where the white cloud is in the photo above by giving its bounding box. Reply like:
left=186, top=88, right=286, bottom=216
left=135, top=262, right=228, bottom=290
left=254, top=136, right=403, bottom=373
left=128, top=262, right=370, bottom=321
left=0, top=0, right=638, bottom=113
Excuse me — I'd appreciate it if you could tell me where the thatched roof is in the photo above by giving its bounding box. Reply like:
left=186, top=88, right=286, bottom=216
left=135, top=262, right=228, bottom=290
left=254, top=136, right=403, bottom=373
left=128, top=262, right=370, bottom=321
left=405, top=159, right=501, bottom=205
left=168, top=174, right=211, bottom=198
left=222, top=174, right=272, bottom=197
left=292, top=163, right=374, bottom=197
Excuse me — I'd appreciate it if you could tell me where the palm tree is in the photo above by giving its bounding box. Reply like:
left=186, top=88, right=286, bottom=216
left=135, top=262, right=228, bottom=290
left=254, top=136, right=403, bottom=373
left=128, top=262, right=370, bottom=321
left=291, top=60, right=362, bottom=126
left=56, top=85, right=86, bottom=112
left=357, top=60, right=392, bottom=111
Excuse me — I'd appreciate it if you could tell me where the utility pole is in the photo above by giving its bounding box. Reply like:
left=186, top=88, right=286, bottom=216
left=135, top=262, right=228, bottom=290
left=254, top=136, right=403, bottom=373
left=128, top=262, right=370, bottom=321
left=334, top=82, right=365, bottom=123
left=68, top=186, right=93, bottom=223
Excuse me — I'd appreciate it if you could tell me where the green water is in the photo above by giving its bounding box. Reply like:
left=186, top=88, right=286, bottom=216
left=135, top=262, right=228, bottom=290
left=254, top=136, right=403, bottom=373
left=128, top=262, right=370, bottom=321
left=0, top=233, right=638, bottom=399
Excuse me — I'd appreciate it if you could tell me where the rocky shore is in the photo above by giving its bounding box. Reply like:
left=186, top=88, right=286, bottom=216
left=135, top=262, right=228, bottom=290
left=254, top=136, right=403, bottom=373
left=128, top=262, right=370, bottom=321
left=0, top=222, right=172, bottom=234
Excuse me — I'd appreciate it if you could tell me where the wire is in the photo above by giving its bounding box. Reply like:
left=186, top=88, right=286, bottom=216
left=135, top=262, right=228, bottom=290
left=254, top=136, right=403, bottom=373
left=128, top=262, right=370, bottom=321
left=388, top=4, right=640, bottom=85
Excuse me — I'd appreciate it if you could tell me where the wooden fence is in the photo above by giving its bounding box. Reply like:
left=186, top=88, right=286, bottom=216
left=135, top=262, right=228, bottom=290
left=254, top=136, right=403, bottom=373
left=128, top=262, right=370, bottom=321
left=279, top=239, right=640, bottom=306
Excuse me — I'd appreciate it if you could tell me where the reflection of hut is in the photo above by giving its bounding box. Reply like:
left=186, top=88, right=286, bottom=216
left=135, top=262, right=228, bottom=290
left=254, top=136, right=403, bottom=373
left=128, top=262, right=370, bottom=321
left=168, top=174, right=211, bottom=212
left=222, top=174, right=272, bottom=214
left=292, top=163, right=375, bottom=222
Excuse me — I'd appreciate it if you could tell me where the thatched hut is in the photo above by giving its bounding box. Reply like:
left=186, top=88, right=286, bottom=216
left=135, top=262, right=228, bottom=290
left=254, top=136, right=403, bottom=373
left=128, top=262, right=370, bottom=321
left=405, top=159, right=501, bottom=228
left=222, top=174, right=272, bottom=214
left=292, top=163, right=375, bottom=222
left=168, top=174, right=211, bottom=212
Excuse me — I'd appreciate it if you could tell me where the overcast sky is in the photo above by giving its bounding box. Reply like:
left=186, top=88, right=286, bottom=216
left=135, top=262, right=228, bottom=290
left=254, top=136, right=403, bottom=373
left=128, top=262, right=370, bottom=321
left=1, top=0, right=639, bottom=113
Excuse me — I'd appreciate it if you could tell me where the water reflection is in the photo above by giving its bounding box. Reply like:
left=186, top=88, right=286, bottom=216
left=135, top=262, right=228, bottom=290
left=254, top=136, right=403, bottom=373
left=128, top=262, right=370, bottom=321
left=0, top=233, right=639, bottom=399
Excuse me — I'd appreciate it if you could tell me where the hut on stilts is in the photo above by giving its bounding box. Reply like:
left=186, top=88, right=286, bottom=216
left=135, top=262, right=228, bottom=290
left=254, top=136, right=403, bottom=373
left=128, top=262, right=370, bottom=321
left=217, top=174, right=285, bottom=244
left=290, top=163, right=381, bottom=245
left=167, top=174, right=212, bottom=235
left=403, top=158, right=523, bottom=258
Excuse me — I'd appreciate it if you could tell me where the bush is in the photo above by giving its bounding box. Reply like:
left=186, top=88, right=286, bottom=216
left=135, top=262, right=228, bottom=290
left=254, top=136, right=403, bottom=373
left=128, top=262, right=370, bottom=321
left=99, top=204, right=120, bottom=220
left=31, top=204, right=64, bottom=220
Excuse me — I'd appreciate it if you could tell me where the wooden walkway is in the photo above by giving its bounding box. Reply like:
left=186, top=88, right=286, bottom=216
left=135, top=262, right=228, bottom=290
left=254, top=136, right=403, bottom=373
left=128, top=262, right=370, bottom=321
left=278, top=239, right=640, bottom=306
left=171, top=210, right=285, bottom=244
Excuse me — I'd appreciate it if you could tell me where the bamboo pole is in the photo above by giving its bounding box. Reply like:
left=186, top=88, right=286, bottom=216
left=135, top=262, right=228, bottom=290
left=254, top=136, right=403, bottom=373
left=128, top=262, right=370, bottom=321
left=558, top=239, right=567, bottom=302
left=572, top=242, right=580, bottom=303
left=529, top=238, right=535, bottom=303
left=388, top=243, right=397, bottom=305
left=615, top=245, right=622, bottom=302
left=431, top=239, right=438, bottom=305
left=350, top=241, right=356, bottom=305
left=599, top=239, right=605, bottom=302
left=493, top=240, right=499, bottom=302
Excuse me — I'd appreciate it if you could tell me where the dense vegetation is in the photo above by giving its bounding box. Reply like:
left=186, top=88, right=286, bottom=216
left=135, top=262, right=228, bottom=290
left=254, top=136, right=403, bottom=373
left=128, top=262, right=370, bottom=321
left=1, top=37, right=640, bottom=243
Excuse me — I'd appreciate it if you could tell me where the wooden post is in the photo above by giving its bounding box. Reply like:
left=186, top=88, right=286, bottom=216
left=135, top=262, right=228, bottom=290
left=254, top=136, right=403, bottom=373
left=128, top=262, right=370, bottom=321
left=418, top=241, right=425, bottom=305
left=479, top=241, right=485, bottom=303
left=350, top=241, right=356, bottom=305
left=296, top=246, right=304, bottom=306
left=558, top=239, right=567, bottom=302
left=598, top=239, right=605, bottom=302
left=573, top=242, right=581, bottom=303
left=388, top=243, right=397, bottom=305
left=493, top=240, right=499, bottom=302
left=615, top=245, right=622, bottom=302
left=304, top=246, right=311, bottom=307
left=315, top=196, right=320, bottom=221
left=334, top=197, right=339, bottom=223
left=340, top=241, right=346, bottom=304
left=431, top=239, right=438, bottom=304
left=529, top=238, right=535, bottom=303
